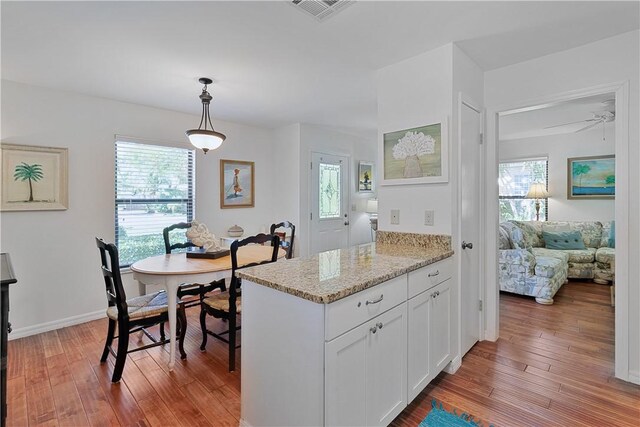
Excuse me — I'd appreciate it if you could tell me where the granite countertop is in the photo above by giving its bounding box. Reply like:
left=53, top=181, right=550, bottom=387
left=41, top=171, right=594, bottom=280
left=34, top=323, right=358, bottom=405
left=237, top=242, right=454, bottom=304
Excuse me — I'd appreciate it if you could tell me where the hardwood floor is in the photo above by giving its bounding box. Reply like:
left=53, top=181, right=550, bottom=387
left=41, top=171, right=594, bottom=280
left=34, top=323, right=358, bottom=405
left=6, top=280, right=639, bottom=426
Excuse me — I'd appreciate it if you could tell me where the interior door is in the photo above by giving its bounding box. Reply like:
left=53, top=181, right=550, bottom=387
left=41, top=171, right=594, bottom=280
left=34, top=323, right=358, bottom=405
left=460, top=100, right=482, bottom=356
left=311, top=152, right=350, bottom=254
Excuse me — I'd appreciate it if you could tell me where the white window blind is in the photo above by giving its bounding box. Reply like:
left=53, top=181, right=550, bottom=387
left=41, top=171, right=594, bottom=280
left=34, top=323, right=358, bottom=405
left=499, top=158, right=548, bottom=221
left=115, top=140, right=195, bottom=267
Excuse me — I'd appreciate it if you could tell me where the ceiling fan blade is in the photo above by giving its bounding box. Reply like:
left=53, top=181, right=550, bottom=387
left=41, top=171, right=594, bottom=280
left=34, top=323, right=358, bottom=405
left=574, top=120, right=602, bottom=133
left=544, top=119, right=598, bottom=129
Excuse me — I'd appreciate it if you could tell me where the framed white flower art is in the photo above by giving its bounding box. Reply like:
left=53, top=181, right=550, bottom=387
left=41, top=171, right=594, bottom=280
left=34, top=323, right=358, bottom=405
left=380, top=119, right=448, bottom=185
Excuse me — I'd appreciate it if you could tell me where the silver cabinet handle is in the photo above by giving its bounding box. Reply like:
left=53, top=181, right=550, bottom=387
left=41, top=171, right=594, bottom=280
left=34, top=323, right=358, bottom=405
left=370, top=326, right=377, bottom=334
left=366, top=295, right=384, bottom=305
left=376, top=322, right=383, bottom=330
left=428, top=270, right=440, bottom=277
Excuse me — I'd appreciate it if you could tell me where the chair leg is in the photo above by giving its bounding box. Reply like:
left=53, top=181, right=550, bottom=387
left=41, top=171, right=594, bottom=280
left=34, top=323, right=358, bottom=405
left=112, top=322, right=130, bottom=383
left=178, top=308, right=187, bottom=360
left=199, top=306, right=208, bottom=351
left=228, top=315, right=236, bottom=372
left=160, top=322, right=166, bottom=341
left=101, top=319, right=116, bottom=363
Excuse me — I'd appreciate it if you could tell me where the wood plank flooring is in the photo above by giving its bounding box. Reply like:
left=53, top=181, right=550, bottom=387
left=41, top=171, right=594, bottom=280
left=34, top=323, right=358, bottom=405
left=6, top=280, right=639, bottom=426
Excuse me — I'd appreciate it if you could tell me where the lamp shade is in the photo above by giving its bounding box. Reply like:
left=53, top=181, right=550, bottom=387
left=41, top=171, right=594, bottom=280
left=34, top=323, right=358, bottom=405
left=186, top=130, right=226, bottom=152
left=366, top=199, right=378, bottom=214
left=526, top=183, right=549, bottom=199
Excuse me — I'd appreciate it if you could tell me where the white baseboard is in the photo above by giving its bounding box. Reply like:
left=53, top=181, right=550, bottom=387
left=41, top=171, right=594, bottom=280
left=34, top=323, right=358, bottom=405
left=628, top=370, right=640, bottom=385
left=9, top=309, right=105, bottom=340
left=443, top=355, right=462, bottom=374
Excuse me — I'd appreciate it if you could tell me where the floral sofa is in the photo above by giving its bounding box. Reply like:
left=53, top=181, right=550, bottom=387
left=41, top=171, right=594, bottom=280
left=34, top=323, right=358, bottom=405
left=499, top=220, right=615, bottom=304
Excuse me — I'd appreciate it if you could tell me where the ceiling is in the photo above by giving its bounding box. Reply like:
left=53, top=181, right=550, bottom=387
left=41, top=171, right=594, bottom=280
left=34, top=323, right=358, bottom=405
left=499, top=93, right=616, bottom=140
left=2, top=1, right=638, bottom=137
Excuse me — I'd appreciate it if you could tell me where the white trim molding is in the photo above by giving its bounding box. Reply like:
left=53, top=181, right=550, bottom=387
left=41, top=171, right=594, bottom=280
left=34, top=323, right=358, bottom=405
left=8, top=309, right=105, bottom=340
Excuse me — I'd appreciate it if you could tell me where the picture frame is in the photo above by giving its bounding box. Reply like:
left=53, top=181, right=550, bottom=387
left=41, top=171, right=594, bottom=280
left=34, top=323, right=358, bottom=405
left=220, top=159, right=255, bottom=208
left=567, top=155, right=615, bottom=199
left=1, top=143, right=68, bottom=211
left=380, top=118, right=448, bottom=185
left=357, top=161, right=374, bottom=192
left=567, top=154, right=616, bottom=200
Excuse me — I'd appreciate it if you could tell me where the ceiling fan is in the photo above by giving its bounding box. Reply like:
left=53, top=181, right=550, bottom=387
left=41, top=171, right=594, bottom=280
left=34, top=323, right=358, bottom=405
left=544, top=110, right=615, bottom=133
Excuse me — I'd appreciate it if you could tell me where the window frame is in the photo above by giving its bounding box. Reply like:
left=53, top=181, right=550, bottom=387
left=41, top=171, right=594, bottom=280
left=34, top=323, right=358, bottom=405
left=114, top=138, right=196, bottom=268
left=498, top=157, right=549, bottom=221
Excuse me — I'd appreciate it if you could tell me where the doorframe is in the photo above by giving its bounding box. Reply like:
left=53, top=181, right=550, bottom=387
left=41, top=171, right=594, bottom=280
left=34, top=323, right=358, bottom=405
left=456, top=92, right=485, bottom=350
left=309, top=151, right=352, bottom=255
left=483, top=81, right=631, bottom=381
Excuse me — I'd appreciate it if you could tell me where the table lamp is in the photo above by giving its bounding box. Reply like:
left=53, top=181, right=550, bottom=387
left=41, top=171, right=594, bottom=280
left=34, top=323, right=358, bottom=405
left=526, top=183, right=549, bottom=221
left=366, top=198, right=378, bottom=231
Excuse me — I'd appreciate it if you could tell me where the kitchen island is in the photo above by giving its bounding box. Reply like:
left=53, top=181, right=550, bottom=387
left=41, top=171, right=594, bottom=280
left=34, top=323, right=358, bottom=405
left=238, top=235, right=454, bottom=427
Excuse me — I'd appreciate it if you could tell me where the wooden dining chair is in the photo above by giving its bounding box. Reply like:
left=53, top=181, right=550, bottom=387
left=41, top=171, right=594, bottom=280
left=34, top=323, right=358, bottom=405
left=163, top=222, right=226, bottom=309
left=199, top=233, right=280, bottom=371
left=270, top=221, right=296, bottom=259
left=96, top=238, right=188, bottom=383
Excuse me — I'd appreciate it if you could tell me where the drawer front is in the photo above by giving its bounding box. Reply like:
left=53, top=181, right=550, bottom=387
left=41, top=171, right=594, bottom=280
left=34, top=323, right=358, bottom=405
left=408, top=258, right=452, bottom=299
left=325, top=274, right=407, bottom=341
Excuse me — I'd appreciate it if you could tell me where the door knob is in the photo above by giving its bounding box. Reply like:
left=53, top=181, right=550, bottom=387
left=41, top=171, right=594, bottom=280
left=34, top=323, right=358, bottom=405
left=462, top=241, right=473, bottom=250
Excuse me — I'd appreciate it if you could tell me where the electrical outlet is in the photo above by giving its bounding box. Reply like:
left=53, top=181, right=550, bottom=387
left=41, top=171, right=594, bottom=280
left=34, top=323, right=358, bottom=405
left=425, top=210, right=434, bottom=226
left=390, top=209, right=400, bottom=225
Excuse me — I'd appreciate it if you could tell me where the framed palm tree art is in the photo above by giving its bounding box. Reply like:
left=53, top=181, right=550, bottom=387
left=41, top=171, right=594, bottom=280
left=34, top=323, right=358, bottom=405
left=567, top=155, right=615, bottom=199
left=1, top=143, right=68, bottom=211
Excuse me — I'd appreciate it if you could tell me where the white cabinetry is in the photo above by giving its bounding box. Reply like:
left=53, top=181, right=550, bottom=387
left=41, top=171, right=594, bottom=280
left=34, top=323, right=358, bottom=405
left=326, top=303, right=407, bottom=427
left=407, top=259, right=452, bottom=401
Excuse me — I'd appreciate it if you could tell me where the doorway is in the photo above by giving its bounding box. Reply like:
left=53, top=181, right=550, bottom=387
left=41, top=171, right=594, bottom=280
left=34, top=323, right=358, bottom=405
left=486, top=82, right=630, bottom=380
left=310, top=152, right=350, bottom=254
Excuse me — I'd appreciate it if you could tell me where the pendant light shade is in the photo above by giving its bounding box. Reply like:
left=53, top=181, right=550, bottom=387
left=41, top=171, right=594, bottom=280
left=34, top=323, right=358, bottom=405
left=186, top=78, right=226, bottom=154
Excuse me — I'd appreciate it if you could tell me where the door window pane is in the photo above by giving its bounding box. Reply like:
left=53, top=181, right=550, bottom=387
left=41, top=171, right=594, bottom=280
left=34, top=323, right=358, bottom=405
left=319, top=163, right=341, bottom=219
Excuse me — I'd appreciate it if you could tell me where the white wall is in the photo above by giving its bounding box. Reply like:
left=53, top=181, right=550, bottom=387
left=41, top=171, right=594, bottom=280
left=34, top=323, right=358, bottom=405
left=485, top=30, right=640, bottom=381
left=377, top=44, right=453, bottom=234
left=1, top=80, right=278, bottom=336
left=500, top=125, right=615, bottom=222
left=297, top=124, right=376, bottom=257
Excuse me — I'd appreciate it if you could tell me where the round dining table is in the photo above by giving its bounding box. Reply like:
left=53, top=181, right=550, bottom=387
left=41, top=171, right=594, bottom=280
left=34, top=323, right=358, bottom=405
left=130, top=245, right=285, bottom=370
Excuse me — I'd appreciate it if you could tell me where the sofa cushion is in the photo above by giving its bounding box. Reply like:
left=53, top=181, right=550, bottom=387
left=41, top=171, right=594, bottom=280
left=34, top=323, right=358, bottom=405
left=542, top=230, right=586, bottom=250
left=568, top=261, right=596, bottom=279
left=498, top=223, right=511, bottom=249
left=563, top=248, right=597, bottom=263
left=501, top=222, right=531, bottom=249
left=512, top=221, right=544, bottom=247
left=600, top=221, right=613, bottom=247
left=534, top=256, right=564, bottom=279
left=595, top=247, right=615, bottom=265
left=568, top=221, right=603, bottom=248
left=531, top=247, right=570, bottom=264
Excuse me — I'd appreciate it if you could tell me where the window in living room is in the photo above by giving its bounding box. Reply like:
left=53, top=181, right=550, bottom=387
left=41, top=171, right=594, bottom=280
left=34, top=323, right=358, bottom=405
left=115, top=139, right=195, bottom=267
left=499, top=158, right=548, bottom=221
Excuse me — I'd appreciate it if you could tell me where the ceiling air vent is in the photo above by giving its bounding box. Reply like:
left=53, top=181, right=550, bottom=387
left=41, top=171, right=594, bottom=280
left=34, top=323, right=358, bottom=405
left=290, top=0, right=353, bottom=21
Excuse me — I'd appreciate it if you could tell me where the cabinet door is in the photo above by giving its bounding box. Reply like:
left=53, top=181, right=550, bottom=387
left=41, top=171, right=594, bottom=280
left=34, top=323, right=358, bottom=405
left=325, top=320, right=368, bottom=426
left=366, top=303, right=407, bottom=427
left=430, top=280, right=451, bottom=374
left=407, top=290, right=432, bottom=402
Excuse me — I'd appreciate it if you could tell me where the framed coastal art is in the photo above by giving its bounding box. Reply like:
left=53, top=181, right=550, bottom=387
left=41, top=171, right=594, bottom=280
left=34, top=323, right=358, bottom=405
left=1, top=143, right=68, bottom=211
left=380, top=118, right=448, bottom=185
left=357, top=161, right=374, bottom=192
left=220, top=159, right=255, bottom=208
left=567, top=155, right=615, bottom=199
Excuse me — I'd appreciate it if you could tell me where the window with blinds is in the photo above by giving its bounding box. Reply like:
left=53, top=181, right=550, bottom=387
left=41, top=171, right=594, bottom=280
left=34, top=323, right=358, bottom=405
left=115, top=140, right=195, bottom=267
left=499, top=158, right=548, bottom=221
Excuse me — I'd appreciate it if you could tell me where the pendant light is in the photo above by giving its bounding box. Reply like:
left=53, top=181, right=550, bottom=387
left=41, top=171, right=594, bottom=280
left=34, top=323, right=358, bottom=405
left=186, top=78, right=226, bottom=154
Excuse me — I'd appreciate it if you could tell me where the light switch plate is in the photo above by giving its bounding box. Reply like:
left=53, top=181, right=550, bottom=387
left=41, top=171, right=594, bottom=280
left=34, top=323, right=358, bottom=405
left=425, top=210, right=434, bottom=226
left=390, top=209, right=400, bottom=225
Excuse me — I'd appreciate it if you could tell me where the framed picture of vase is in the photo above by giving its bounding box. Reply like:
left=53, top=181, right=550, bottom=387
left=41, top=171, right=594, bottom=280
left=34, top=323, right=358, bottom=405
left=1, top=143, right=68, bottom=211
left=220, top=159, right=255, bottom=208
left=357, top=161, right=374, bottom=192
left=567, top=155, right=615, bottom=199
left=380, top=118, right=448, bottom=185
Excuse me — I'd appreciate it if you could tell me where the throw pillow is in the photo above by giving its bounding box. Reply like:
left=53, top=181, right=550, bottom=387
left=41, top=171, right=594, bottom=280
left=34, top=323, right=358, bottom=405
left=609, top=220, right=615, bottom=248
left=543, top=230, right=586, bottom=250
